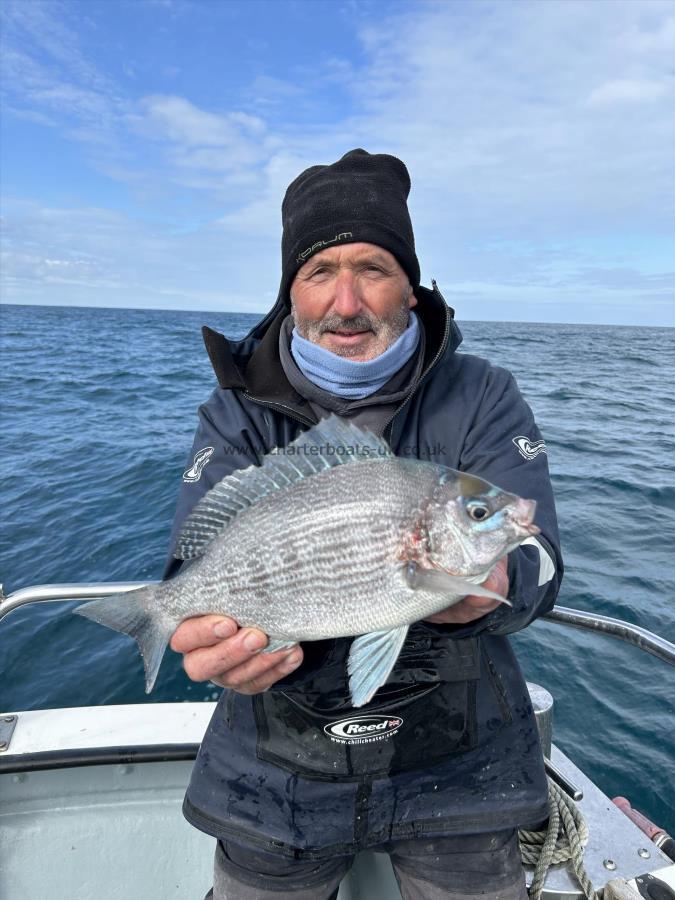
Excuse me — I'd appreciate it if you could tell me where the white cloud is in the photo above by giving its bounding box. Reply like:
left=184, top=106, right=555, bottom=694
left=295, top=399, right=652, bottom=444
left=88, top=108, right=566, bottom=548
left=0, top=199, right=280, bottom=312
left=342, top=1, right=675, bottom=233
left=2, top=0, right=117, bottom=95
left=629, top=11, right=675, bottom=53
left=587, top=78, right=669, bottom=106
left=139, top=95, right=266, bottom=147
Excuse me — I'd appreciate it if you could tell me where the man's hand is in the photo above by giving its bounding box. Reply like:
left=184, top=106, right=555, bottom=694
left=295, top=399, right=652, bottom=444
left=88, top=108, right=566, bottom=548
left=424, top=556, right=509, bottom=625
left=170, top=615, right=303, bottom=694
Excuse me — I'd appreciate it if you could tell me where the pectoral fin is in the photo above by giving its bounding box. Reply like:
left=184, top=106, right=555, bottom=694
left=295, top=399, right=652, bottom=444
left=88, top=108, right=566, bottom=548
left=404, top=562, right=513, bottom=607
left=347, top=625, right=409, bottom=708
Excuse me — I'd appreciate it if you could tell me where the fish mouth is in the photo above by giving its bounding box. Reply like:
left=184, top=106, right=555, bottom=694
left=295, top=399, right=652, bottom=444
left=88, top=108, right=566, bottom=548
left=512, top=498, right=539, bottom=536
left=521, top=522, right=541, bottom=536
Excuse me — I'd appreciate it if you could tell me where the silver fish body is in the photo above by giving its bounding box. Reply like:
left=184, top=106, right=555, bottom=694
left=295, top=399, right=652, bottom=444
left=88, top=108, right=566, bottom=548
left=76, top=418, right=538, bottom=706
left=169, top=459, right=447, bottom=638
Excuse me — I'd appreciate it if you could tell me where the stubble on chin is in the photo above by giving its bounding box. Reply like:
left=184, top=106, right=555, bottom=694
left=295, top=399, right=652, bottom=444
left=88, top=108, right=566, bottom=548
left=290, top=295, right=411, bottom=361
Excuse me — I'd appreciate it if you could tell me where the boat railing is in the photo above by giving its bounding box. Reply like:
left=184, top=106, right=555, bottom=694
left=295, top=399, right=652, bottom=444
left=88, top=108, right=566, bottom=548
left=0, top=581, right=674, bottom=667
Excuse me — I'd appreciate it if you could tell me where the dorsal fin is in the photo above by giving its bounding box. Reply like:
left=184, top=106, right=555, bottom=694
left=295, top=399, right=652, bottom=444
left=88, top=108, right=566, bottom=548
left=174, top=416, right=392, bottom=560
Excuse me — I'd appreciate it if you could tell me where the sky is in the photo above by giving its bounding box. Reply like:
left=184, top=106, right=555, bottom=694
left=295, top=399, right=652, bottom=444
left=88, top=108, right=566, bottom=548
left=1, top=0, right=674, bottom=325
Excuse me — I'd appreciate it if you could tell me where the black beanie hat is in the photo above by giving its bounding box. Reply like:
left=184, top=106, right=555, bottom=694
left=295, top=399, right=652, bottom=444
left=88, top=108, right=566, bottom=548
left=279, top=148, right=420, bottom=304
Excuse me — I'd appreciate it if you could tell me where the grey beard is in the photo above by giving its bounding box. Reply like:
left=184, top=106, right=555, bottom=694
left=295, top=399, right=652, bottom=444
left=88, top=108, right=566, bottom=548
left=291, top=294, right=411, bottom=359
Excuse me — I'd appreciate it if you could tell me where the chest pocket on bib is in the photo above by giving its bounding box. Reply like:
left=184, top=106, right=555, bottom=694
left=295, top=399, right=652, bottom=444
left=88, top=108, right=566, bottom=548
left=252, top=637, right=481, bottom=780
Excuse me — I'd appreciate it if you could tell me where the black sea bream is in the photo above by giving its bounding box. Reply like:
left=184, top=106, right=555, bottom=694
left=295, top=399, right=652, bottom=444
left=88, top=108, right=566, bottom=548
left=76, top=418, right=539, bottom=706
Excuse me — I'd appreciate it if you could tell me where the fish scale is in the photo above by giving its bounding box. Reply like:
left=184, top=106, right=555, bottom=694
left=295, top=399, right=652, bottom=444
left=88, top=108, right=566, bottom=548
left=75, top=417, right=538, bottom=706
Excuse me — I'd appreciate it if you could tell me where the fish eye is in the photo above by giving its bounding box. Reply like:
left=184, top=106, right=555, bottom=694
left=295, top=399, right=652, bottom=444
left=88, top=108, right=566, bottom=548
left=466, top=501, right=490, bottom=522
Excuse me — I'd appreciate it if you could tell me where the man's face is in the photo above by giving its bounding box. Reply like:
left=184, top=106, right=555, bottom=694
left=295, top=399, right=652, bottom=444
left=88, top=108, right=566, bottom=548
left=290, top=242, right=417, bottom=361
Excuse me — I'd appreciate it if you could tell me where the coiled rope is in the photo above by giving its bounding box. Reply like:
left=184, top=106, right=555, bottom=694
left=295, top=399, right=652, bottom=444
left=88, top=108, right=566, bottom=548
left=519, top=779, right=598, bottom=900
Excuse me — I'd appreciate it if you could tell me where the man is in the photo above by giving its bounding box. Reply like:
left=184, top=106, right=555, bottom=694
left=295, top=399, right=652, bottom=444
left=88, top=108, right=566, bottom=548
left=166, top=149, right=563, bottom=899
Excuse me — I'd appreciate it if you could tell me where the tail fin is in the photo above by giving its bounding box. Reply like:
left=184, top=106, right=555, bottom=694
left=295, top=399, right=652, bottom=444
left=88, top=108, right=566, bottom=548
left=74, top=585, right=173, bottom=693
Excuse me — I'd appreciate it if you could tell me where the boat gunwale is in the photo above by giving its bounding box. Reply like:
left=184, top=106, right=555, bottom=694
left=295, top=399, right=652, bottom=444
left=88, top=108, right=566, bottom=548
left=0, top=742, right=200, bottom=774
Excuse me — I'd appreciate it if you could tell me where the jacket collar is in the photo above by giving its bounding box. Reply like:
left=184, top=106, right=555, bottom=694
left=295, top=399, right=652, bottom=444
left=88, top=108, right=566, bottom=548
left=201, top=282, right=462, bottom=413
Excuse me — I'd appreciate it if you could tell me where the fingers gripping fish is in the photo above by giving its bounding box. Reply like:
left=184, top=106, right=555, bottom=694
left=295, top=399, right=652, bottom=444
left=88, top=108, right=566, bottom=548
left=75, top=417, right=539, bottom=707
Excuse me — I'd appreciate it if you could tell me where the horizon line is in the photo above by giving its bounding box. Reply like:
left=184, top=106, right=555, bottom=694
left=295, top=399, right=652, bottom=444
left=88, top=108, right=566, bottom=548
left=1, top=299, right=672, bottom=330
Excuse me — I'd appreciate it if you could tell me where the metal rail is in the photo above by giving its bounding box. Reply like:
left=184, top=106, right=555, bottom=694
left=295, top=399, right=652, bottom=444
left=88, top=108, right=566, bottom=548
left=543, top=606, right=675, bottom=667
left=0, top=583, right=674, bottom=668
left=0, top=582, right=154, bottom=622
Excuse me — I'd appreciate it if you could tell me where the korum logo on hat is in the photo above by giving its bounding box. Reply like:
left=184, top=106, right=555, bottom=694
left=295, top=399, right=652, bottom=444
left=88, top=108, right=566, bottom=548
left=296, top=231, right=353, bottom=264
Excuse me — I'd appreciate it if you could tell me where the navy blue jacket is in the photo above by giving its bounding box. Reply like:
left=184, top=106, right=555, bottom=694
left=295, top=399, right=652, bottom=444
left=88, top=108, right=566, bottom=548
left=167, top=284, right=563, bottom=856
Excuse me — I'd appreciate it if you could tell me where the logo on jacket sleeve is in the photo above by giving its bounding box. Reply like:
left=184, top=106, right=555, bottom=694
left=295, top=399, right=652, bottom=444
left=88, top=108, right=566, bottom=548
left=183, top=447, right=214, bottom=482
left=324, top=715, right=403, bottom=745
left=512, top=436, right=547, bottom=460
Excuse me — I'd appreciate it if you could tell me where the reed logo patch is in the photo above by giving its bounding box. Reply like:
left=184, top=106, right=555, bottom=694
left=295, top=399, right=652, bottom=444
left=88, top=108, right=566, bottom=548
left=512, top=436, right=547, bottom=460
left=324, top=715, right=403, bottom=745
left=183, top=447, right=214, bottom=482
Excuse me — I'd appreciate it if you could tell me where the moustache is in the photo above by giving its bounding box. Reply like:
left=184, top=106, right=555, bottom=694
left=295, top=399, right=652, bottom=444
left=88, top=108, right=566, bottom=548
left=318, top=314, right=376, bottom=335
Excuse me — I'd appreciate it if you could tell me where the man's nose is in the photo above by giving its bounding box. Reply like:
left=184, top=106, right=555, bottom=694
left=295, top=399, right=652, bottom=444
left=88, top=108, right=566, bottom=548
left=332, top=270, right=362, bottom=317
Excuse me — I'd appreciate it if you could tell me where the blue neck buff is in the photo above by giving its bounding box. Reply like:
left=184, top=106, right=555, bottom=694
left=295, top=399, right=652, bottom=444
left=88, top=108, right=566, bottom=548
left=290, top=312, right=421, bottom=399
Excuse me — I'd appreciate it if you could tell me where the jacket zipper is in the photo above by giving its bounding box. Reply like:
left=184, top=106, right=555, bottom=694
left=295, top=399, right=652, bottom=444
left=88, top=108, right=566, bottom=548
left=383, top=281, right=452, bottom=443
left=242, top=393, right=316, bottom=429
